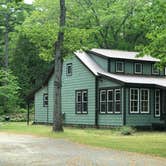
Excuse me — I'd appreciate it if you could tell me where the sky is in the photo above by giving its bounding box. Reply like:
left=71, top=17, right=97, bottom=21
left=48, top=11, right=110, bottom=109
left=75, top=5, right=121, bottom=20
left=24, top=0, right=34, bottom=4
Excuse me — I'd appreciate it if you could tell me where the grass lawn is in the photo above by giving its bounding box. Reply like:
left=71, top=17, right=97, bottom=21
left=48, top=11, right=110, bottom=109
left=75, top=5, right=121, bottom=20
left=0, top=122, right=166, bottom=158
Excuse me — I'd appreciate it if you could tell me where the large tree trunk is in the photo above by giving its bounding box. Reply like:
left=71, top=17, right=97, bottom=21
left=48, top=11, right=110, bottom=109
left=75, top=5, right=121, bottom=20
left=53, top=0, right=66, bottom=132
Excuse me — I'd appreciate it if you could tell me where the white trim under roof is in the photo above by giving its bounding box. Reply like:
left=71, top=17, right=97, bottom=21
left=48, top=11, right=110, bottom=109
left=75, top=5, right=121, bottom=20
left=91, top=48, right=160, bottom=62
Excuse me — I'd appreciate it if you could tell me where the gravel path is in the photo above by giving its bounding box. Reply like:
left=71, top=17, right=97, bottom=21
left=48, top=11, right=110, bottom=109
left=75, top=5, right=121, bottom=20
left=0, top=132, right=165, bottom=166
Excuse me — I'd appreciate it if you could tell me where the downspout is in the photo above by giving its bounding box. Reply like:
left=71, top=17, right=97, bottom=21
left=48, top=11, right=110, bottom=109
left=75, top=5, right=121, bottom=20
left=95, top=77, right=99, bottom=128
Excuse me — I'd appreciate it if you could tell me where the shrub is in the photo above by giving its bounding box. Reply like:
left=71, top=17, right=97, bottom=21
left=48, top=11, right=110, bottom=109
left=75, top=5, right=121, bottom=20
left=120, top=126, right=136, bottom=135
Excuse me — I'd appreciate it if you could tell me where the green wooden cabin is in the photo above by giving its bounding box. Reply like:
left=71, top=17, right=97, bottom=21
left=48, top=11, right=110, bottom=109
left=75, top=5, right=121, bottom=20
left=32, top=49, right=166, bottom=128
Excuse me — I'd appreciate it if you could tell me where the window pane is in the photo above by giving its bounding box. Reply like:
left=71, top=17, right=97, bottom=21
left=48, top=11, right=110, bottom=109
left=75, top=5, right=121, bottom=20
left=100, top=90, right=106, bottom=101
left=152, top=64, right=159, bottom=74
left=66, top=64, right=72, bottom=75
left=115, top=90, right=120, bottom=101
left=115, top=102, right=120, bottom=113
left=100, top=102, right=106, bottom=113
left=43, top=94, right=48, bottom=107
left=82, top=103, right=88, bottom=113
left=116, top=62, right=123, bottom=72
left=77, top=92, right=82, bottom=102
left=107, top=90, right=113, bottom=101
left=107, top=102, right=113, bottom=113
left=135, top=63, right=142, bottom=73
left=76, top=103, right=82, bottom=113
left=82, top=91, right=88, bottom=102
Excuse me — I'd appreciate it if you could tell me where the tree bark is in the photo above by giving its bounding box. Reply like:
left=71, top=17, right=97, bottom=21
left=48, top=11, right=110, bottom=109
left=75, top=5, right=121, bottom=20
left=53, top=0, right=66, bottom=132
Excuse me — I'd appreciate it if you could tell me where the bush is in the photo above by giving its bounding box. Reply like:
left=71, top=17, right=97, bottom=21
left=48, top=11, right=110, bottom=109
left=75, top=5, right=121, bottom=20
left=120, top=126, right=136, bottom=135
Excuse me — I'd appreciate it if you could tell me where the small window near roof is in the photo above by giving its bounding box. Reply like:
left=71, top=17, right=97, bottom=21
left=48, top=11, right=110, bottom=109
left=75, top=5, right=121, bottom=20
left=116, top=61, right=124, bottom=72
left=134, top=63, right=142, bottom=74
left=152, top=64, right=159, bottom=75
left=66, top=63, right=72, bottom=76
left=43, top=93, right=48, bottom=107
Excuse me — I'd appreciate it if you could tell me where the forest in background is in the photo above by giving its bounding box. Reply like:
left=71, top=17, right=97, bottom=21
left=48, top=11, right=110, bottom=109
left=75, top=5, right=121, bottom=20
left=0, top=0, right=166, bottom=120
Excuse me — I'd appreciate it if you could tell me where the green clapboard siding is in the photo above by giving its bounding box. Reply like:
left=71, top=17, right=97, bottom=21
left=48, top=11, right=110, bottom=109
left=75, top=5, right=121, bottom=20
left=48, top=74, right=55, bottom=123
left=62, top=56, right=96, bottom=125
left=35, top=86, right=48, bottom=123
left=98, top=78, right=123, bottom=126
left=125, top=88, right=164, bottom=126
left=109, top=59, right=165, bottom=76
left=90, top=54, right=108, bottom=71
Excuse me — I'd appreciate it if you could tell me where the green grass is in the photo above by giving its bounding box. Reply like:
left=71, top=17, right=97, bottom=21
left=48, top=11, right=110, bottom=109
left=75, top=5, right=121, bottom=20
left=0, top=122, right=166, bottom=158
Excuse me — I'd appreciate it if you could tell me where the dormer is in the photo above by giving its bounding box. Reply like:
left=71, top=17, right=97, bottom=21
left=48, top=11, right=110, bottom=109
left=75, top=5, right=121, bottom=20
left=87, top=49, right=165, bottom=76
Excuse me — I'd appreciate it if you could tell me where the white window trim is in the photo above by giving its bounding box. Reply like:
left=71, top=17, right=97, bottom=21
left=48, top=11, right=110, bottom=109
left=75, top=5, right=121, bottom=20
left=140, top=88, right=150, bottom=114
left=152, top=64, right=159, bottom=75
left=66, top=63, right=72, bottom=76
left=114, top=89, right=121, bottom=113
left=130, top=88, right=139, bottom=114
left=107, top=90, right=114, bottom=113
left=82, top=91, right=88, bottom=113
left=116, top=61, right=124, bottom=72
left=155, top=89, right=160, bottom=117
left=134, top=63, right=142, bottom=74
left=76, top=91, right=82, bottom=113
left=100, top=90, right=107, bottom=114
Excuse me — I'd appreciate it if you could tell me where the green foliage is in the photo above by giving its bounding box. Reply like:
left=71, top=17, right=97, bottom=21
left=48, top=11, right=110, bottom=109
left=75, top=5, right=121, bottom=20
left=20, top=0, right=150, bottom=61
left=138, top=0, right=166, bottom=68
left=120, top=126, right=136, bottom=135
left=10, top=34, right=51, bottom=100
left=0, top=0, right=33, bottom=68
left=0, top=69, right=20, bottom=114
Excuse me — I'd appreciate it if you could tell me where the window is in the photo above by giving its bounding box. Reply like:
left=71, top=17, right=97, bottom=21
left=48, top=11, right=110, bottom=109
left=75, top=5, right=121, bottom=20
left=130, top=88, right=139, bottom=113
left=152, top=64, right=159, bottom=75
left=43, top=93, right=48, bottom=107
left=99, top=89, right=121, bottom=114
left=82, top=91, right=88, bottom=113
left=140, top=89, right=149, bottom=113
left=100, top=90, right=107, bottom=113
left=107, top=90, right=114, bottom=113
left=155, top=89, right=160, bottom=117
left=134, top=63, right=142, bottom=74
left=115, top=89, right=121, bottom=113
left=116, top=61, right=124, bottom=72
left=66, top=63, right=72, bottom=76
left=76, top=90, right=88, bottom=114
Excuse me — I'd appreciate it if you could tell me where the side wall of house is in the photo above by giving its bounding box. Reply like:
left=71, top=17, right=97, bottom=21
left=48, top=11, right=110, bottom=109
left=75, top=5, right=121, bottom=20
left=98, top=78, right=123, bottom=126
left=48, top=74, right=55, bottom=123
left=125, top=88, right=164, bottom=126
left=62, top=56, right=96, bottom=125
left=34, top=86, right=48, bottom=123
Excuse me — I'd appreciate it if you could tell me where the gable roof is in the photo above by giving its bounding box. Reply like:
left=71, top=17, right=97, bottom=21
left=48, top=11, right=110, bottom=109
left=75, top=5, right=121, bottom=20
left=75, top=50, right=166, bottom=88
left=89, top=48, right=160, bottom=62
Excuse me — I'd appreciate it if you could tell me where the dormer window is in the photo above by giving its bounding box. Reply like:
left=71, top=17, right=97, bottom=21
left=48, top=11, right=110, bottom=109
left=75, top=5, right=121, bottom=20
left=134, top=63, right=142, bottom=74
left=66, top=63, right=72, bottom=76
left=116, top=61, right=124, bottom=73
left=152, top=64, right=159, bottom=75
